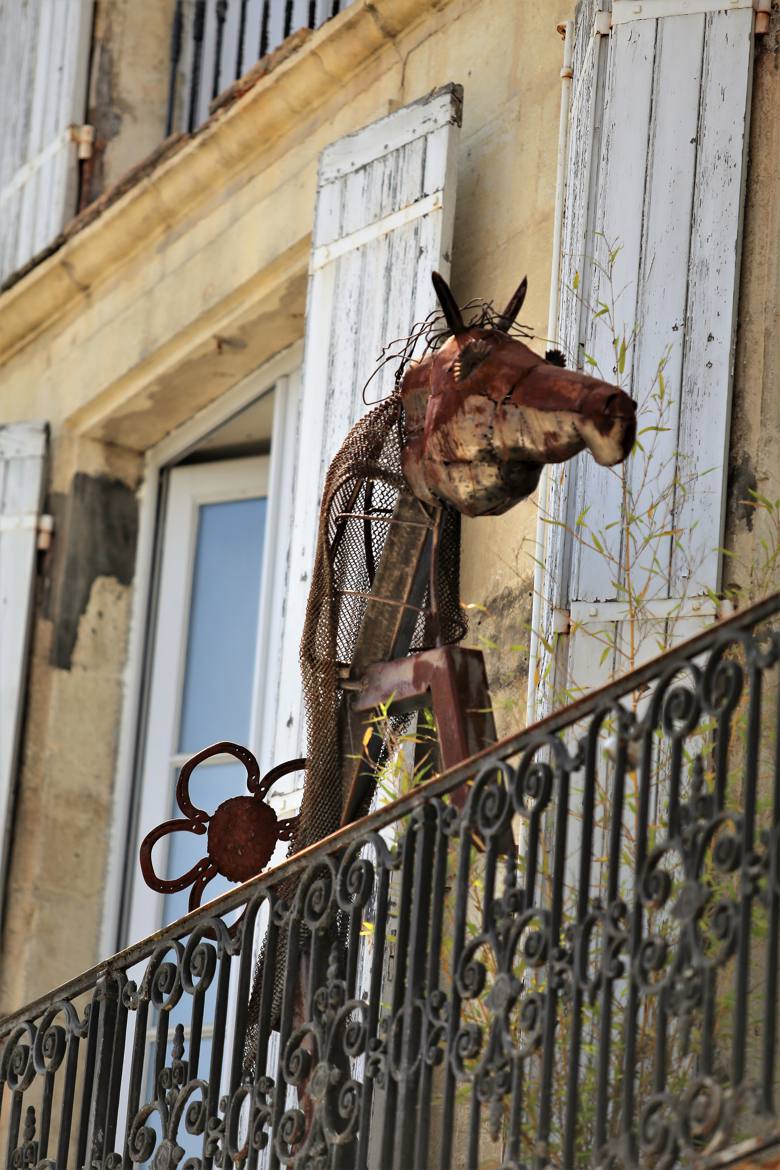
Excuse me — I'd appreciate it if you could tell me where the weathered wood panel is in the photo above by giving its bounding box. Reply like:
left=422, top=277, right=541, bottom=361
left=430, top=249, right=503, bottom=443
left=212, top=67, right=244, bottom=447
left=0, top=0, right=93, bottom=283
left=673, top=7, right=755, bottom=594
left=537, top=0, right=609, bottom=714
left=268, top=86, right=462, bottom=775
left=536, top=3, right=754, bottom=709
left=0, top=423, right=47, bottom=923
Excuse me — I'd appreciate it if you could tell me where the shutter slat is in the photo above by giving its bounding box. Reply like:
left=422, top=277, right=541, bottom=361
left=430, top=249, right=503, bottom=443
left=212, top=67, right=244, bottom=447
left=0, top=0, right=93, bottom=282
left=673, top=7, right=754, bottom=595
left=15, top=1, right=53, bottom=266
left=629, top=14, right=704, bottom=594
left=570, top=17, right=656, bottom=605
left=269, top=86, right=462, bottom=768
left=536, top=4, right=754, bottom=710
left=0, top=423, right=47, bottom=921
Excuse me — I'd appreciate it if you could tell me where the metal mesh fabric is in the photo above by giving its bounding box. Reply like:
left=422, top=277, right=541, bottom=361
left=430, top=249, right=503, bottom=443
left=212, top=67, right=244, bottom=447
left=245, top=389, right=466, bottom=1052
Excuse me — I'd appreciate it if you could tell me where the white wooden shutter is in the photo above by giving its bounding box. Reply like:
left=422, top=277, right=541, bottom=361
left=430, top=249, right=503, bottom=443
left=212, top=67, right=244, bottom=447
left=0, top=0, right=94, bottom=283
left=0, top=423, right=47, bottom=918
left=267, top=85, right=462, bottom=803
left=536, top=0, right=755, bottom=710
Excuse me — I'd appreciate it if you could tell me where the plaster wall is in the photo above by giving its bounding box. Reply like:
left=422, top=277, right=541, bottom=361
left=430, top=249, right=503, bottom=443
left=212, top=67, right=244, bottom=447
left=83, top=0, right=178, bottom=204
left=0, top=0, right=572, bottom=1008
left=725, top=10, right=780, bottom=602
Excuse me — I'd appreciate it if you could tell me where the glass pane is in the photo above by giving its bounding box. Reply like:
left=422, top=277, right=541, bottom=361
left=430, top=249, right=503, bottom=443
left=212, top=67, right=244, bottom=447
left=178, top=496, right=266, bottom=752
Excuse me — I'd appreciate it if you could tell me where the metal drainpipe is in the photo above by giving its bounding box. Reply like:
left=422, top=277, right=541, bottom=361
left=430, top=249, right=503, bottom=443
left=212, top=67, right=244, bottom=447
left=526, top=18, right=574, bottom=728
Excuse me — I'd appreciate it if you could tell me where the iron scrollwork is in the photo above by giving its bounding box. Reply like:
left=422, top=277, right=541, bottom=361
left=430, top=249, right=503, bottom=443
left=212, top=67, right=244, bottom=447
left=4, top=600, right=780, bottom=1167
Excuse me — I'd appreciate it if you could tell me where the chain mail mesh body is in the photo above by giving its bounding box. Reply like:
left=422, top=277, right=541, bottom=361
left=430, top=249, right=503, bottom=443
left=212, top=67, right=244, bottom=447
left=245, top=389, right=466, bottom=1056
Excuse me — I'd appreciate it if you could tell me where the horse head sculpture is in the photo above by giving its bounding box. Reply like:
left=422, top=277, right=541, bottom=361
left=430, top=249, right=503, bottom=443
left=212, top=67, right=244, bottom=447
left=400, top=271, right=637, bottom=516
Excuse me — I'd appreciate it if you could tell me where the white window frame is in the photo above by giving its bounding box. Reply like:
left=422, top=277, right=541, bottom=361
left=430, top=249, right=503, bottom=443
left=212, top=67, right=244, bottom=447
left=103, top=341, right=303, bottom=956
left=125, top=455, right=270, bottom=945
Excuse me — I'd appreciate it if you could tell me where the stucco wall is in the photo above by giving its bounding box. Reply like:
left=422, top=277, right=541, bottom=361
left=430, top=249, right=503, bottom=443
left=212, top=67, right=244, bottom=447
left=725, top=10, right=780, bottom=603
left=83, top=0, right=178, bottom=204
left=0, top=0, right=572, bottom=1009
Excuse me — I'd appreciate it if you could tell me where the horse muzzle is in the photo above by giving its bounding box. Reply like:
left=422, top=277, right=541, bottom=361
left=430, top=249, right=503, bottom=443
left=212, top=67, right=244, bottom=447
left=575, top=385, right=637, bottom=467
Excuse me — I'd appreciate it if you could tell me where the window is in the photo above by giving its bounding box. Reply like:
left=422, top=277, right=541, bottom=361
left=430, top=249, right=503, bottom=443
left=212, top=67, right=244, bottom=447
left=115, top=357, right=303, bottom=952
left=168, top=0, right=343, bottom=134
left=126, top=456, right=269, bottom=941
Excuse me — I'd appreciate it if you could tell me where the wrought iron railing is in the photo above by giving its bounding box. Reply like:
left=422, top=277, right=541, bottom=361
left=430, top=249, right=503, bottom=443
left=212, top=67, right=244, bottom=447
left=166, top=0, right=343, bottom=135
left=4, top=592, right=780, bottom=1169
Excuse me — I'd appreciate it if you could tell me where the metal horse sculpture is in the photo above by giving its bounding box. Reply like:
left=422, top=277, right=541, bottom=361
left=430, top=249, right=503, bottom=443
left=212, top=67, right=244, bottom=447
left=403, top=271, right=637, bottom=516
left=140, top=266, right=636, bottom=949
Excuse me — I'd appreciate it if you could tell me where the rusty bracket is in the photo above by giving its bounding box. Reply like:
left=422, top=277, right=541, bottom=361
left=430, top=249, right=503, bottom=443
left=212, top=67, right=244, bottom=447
left=343, top=645, right=514, bottom=853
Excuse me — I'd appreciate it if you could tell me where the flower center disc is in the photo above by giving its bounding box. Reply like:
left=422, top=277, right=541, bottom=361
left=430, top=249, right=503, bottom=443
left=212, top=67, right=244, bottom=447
left=208, top=796, right=279, bottom=883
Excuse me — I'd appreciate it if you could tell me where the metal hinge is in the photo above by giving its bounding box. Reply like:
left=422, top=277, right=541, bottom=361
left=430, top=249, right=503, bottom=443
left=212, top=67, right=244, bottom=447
left=755, top=0, right=771, bottom=32
left=0, top=513, right=54, bottom=549
left=551, top=608, right=571, bottom=635
left=68, top=123, right=95, bottom=160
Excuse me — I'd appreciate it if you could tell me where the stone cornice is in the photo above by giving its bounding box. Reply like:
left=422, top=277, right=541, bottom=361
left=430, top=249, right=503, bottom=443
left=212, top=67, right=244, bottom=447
left=0, top=0, right=454, bottom=366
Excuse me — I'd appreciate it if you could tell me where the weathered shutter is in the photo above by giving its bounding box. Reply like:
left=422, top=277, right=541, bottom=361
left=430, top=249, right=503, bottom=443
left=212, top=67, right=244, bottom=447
left=0, top=424, right=47, bottom=917
left=268, top=85, right=462, bottom=783
left=0, top=0, right=94, bottom=282
left=536, top=0, right=755, bottom=711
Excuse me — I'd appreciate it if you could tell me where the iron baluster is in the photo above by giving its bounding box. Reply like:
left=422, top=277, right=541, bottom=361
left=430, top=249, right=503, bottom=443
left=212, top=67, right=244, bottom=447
left=563, top=710, right=602, bottom=1167
left=236, top=0, right=249, bottom=78
left=187, top=0, right=207, bottom=133
left=397, top=806, right=436, bottom=1170
left=166, top=0, right=184, bottom=135
left=535, top=746, right=571, bottom=1169
left=259, top=1, right=270, bottom=58
left=75, top=989, right=101, bottom=1169
left=84, top=977, right=121, bottom=1170
left=414, top=801, right=449, bottom=1170
left=356, top=847, right=390, bottom=1170
left=122, top=986, right=148, bottom=1170
left=437, top=805, right=473, bottom=1170
left=213, top=0, right=228, bottom=101
left=733, top=649, right=763, bottom=1090
left=54, top=1015, right=82, bottom=1169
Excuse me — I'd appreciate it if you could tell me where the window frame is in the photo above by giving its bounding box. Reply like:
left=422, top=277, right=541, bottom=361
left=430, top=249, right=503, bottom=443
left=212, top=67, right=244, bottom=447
left=125, top=454, right=270, bottom=944
left=103, top=340, right=303, bottom=956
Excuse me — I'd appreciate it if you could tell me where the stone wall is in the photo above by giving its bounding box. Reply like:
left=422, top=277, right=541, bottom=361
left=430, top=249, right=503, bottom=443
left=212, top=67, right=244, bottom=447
left=0, top=0, right=573, bottom=1008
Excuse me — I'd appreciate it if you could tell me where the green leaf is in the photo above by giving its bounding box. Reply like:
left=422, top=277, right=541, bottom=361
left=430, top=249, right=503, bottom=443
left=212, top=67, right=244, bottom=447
left=573, top=270, right=580, bottom=290
left=617, top=337, right=628, bottom=374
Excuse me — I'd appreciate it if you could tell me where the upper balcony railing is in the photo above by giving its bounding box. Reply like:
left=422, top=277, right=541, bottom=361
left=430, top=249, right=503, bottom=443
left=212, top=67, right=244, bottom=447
left=167, top=0, right=343, bottom=135
left=3, top=592, right=780, bottom=1169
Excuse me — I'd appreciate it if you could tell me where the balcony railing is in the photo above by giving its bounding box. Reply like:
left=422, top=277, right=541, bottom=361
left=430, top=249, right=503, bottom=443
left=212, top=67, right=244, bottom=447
left=3, top=592, right=780, bottom=1169
left=167, top=0, right=343, bottom=135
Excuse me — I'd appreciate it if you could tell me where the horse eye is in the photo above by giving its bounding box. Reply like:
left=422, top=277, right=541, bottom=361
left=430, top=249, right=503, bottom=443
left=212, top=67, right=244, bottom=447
left=455, top=341, right=491, bottom=381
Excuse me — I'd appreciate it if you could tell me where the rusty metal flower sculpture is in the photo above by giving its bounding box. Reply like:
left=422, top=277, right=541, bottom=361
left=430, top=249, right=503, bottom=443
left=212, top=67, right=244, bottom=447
left=140, top=741, right=304, bottom=912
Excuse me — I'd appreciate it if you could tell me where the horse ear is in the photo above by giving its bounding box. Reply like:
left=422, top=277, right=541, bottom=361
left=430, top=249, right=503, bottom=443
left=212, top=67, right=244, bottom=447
left=496, top=276, right=528, bottom=332
left=432, top=271, right=466, bottom=336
